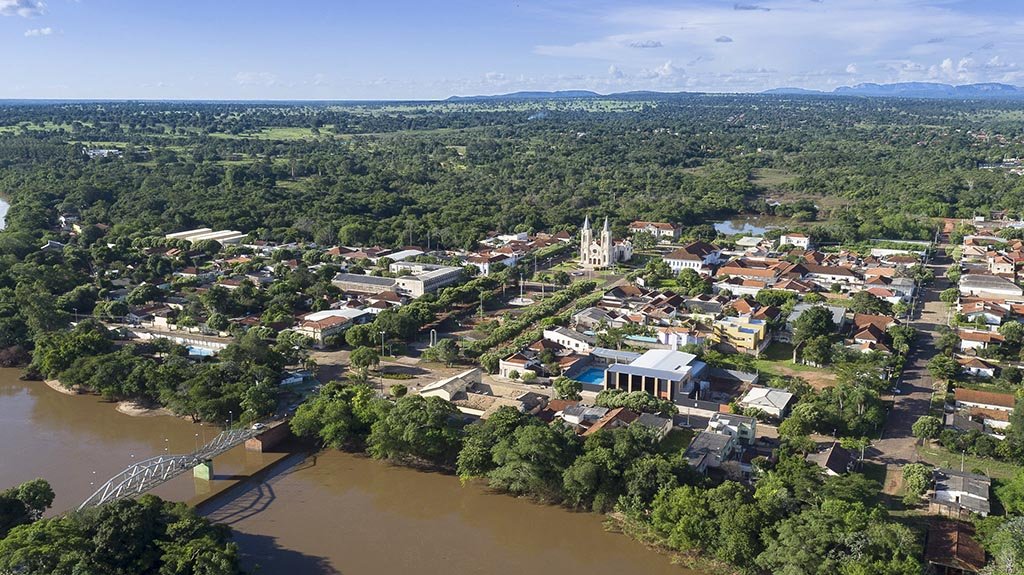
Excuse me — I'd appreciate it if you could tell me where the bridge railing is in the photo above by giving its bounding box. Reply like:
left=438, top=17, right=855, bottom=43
left=78, top=427, right=263, bottom=511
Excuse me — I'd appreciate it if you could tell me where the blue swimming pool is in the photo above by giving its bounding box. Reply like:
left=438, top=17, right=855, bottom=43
left=573, top=367, right=606, bottom=386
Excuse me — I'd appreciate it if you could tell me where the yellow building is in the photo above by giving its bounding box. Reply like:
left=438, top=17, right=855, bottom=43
left=711, top=316, right=769, bottom=356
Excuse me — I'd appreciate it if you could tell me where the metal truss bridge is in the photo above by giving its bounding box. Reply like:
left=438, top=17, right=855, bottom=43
left=78, top=427, right=262, bottom=511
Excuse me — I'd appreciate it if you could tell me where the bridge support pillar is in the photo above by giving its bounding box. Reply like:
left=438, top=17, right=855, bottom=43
left=193, top=459, right=213, bottom=481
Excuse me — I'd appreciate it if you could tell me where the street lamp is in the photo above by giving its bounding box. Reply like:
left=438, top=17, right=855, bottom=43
left=380, top=330, right=386, bottom=357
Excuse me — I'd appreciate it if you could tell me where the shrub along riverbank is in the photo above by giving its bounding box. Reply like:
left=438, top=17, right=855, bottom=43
left=291, top=383, right=922, bottom=574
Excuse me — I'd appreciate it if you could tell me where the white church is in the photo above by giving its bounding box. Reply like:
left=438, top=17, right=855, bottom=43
left=579, top=216, right=633, bottom=269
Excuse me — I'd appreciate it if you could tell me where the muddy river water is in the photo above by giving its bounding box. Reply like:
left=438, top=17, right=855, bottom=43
left=0, top=368, right=693, bottom=574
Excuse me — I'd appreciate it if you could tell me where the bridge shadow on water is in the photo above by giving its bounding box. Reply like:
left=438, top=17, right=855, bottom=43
left=231, top=532, right=338, bottom=575
left=201, top=453, right=337, bottom=573
left=200, top=452, right=319, bottom=526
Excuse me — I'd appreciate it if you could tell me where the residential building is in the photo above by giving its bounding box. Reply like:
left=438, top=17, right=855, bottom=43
left=706, top=413, right=756, bottom=445
left=664, top=241, right=722, bottom=274
left=959, top=274, right=1023, bottom=299
left=931, top=468, right=991, bottom=517
left=925, top=522, right=986, bottom=575
left=738, top=386, right=795, bottom=418
left=634, top=413, right=674, bottom=439
left=628, top=220, right=680, bottom=240
left=954, top=388, right=1015, bottom=412
left=581, top=407, right=639, bottom=436
left=957, top=329, right=1004, bottom=352
left=560, top=404, right=609, bottom=427
left=542, top=327, right=595, bottom=354
left=957, top=357, right=998, bottom=378
left=711, top=315, right=770, bottom=355
left=778, top=233, right=811, bottom=249
left=684, top=431, right=736, bottom=473
left=806, top=442, right=855, bottom=476
left=293, top=309, right=371, bottom=346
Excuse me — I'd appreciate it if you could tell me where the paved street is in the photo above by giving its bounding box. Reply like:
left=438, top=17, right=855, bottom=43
left=870, top=247, right=951, bottom=468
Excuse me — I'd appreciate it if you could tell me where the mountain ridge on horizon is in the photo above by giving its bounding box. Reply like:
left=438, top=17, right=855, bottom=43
left=447, top=82, right=1024, bottom=101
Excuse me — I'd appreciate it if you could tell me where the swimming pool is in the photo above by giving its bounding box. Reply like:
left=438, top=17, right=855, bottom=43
left=573, top=367, right=606, bottom=387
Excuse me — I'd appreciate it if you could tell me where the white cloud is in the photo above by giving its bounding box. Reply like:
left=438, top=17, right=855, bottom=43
left=532, top=0, right=1024, bottom=91
left=627, top=40, right=662, bottom=48
left=0, top=0, right=44, bottom=17
left=23, top=26, right=51, bottom=36
left=233, top=71, right=278, bottom=87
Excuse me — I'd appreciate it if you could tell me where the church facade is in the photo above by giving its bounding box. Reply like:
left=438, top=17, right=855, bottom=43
left=579, top=216, right=632, bottom=269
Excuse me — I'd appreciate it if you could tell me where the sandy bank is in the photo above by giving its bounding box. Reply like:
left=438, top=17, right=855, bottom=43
left=43, top=378, right=81, bottom=396
left=115, top=400, right=174, bottom=417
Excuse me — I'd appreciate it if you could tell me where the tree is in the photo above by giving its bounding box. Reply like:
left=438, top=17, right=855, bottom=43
left=940, top=287, right=960, bottom=306
left=0, top=494, right=243, bottom=575
left=755, top=499, right=919, bottom=575
left=552, top=376, right=582, bottom=400
left=911, top=415, right=942, bottom=440
left=848, top=291, right=891, bottom=315
left=901, top=463, right=931, bottom=505
left=792, top=305, right=835, bottom=344
left=986, top=516, right=1024, bottom=575
left=800, top=335, right=833, bottom=366
left=488, top=423, right=579, bottom=500
left=996, top=470, right=1024, bottom=515
left=552, top=270, right=571, bottom=286
left=999, top=321, right=1024, bottom=347
left=631, top=231, right=656, bottom=251
left=367, top=395, right=462, bottom=466
left=936, top=326, right=961, bottom=354
left=927, top=355, right=960, bottom=382
left=349, top=346, right=380, bottom=372
left=289, top=382, right=388, bottom=448
left=0, top=479, right=54, bottom=538
left=422, top=338, right=459, bottom=366
left=457, top=406, right=535, bottom=480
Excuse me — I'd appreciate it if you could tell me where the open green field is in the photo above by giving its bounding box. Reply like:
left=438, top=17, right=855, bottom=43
left=750, top=167, right=798, bottom=189
left=916, top=443, right=1022, bottom=480
left=753, top=342, right=838, bottom=388
left=659, top=428, right=695, bottom=455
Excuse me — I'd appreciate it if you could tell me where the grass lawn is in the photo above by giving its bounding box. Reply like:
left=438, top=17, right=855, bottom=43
left=753, top=342, right=838, bottom=389
left=750, top=168, right=798, bottom=189
left=659, top=428, right=695, bottom=455
left=916, top=443, right=1022, bottom=480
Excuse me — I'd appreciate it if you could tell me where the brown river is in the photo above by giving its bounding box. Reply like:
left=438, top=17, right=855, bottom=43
left=0, top=368, right=692, bottom=574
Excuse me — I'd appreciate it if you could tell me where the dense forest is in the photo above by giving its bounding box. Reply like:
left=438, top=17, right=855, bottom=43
left=1, top=95, right=1022, bottom=252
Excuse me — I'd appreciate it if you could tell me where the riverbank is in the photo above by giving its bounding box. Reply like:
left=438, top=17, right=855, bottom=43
left=116, top=400, right=174, bottom=417
left=43, top=378, right=80, bottom=395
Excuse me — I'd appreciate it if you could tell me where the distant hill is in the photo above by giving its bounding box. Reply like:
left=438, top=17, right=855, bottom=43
left=446, top=90, right=601, bottom=102
left=768, top=82, right=1024, bottom=99
left=446, top=82, right=1024, bottom=102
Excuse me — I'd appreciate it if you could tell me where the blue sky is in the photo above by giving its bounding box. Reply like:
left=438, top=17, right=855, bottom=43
left=2, top=0, right=1023, bottom=99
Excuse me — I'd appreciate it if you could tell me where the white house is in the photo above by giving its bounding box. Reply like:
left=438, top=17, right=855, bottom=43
left=954, top=388, right=1015, bottom=412
left=542, top=327, right=595, bottom=353
left=706, top=413, right=757, bottom=445
left=957, top=329, right=1004, bottom=352
left=738, top=386, right=795, bottom=418
left=778, top=233, right=811, bottom=249
left=959, top=274, right=1024, bottom=299
left=664, top=241, right=722, bottom=274
left=931, top=468, right=991, bottom=517
left=958, top=357, right=998, bottom=378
